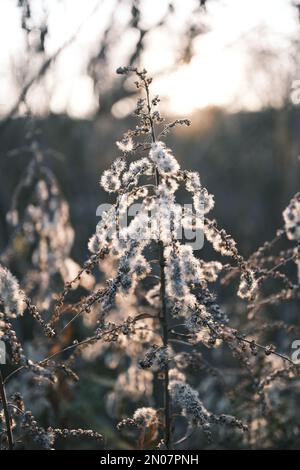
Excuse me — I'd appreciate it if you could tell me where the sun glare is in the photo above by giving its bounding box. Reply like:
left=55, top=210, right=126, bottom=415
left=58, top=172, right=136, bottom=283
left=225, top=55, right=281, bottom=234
left=0, top=0, right=299, bottom=117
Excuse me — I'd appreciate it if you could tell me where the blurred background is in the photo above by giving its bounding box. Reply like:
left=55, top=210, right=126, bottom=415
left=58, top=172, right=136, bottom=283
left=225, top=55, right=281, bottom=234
left=1, top=0, right=300, bottom=257
left=1, top=0, right=300, bottom=449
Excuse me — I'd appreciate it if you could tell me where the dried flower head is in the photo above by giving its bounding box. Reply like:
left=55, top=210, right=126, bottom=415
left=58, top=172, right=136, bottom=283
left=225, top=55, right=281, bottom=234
left=283, top=193, right=300, bottom=240
left=0, top=265, right=26, bottom=317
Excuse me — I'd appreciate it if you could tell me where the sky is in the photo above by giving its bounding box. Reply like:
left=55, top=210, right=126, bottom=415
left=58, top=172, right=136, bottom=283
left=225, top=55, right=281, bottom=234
left=0, top=0, right=299, bottom=118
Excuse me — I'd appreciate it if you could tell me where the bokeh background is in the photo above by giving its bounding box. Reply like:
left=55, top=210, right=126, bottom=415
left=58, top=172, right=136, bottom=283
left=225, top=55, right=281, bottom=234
left=1, top=0, right=300, bottom=449
left=1, top=0, right=300, bottom=257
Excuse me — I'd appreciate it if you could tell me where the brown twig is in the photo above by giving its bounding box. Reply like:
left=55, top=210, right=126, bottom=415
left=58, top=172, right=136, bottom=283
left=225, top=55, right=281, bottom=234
left=0, top=369, right=14, bottom=450
left=143, top=72, right=171, bottom=450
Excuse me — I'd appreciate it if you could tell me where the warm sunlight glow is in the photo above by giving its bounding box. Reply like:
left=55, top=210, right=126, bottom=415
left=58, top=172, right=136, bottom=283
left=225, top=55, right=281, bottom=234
left=0, top=0, right=299, bottom=117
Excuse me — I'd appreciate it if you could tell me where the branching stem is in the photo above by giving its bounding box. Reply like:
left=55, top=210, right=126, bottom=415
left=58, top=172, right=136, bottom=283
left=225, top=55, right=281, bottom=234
left=143, top=74, right=171, bottom=449
left=0, top=369, right=14, bottom=450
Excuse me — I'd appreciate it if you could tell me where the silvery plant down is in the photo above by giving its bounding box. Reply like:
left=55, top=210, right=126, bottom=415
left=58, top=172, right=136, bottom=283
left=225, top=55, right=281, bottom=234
left=0, top=67, right=300, bottom=450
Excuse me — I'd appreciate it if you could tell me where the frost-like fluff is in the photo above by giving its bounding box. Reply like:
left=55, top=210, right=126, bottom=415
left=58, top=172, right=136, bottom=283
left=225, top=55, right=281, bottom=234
left=194, top=187, right=215, bottom=215
left=185, top=171, right=214, bottom=215
left=129, top=254, right=151, bottom=280
left=101, top=171, right=121, bottom=193
left=122, top=158, right=153, bottom=187
left=237, top=269, right=257, bottom=300
left=118, top=187, right=148, bottom=214
left=169, top=371, right=211, bottom=428
left=149, top=141, right=180, bottom=175
left=116, top=136, right=134, bottom=153
left=88, top=207, right=116, bottom=253
left=197, top=260, right=223, bottom=282
left=100, top=158, right=126, bottom=193
left=165, top=244, right=211, bottom=300
left=204, top=219, right=237, bottom=256
left=169, top=368, right=246, bottom=435
left=153, top=180, right=181, bottom=244
left=119, top=207, right=153, bottom=246
left=165, top=245, right=190, bottom=299
left=185, top=171, right=201, bottom=192
left=283, top=192, right=300, bottom=240
left=0, top=265, right=26, bottom=317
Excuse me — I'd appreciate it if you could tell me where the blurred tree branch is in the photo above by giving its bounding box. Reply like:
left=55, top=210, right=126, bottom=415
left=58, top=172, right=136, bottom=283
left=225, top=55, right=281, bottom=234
left=0, top=0, right=104, bottom=134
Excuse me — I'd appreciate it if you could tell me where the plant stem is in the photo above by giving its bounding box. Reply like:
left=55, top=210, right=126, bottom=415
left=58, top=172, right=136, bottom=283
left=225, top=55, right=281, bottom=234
left=144, top=77, right=171, bottom=449
left=158, top=237, right=171, bottom=449
left=0, top=369, right=14, bottom=450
